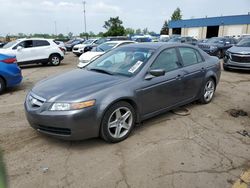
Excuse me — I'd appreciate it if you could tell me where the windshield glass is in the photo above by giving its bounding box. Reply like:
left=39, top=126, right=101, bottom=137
left=169, top=37, right=181, bottom=42
left=206, top=37, right=225, bottom=44
left=2, top=41, right=18, bottom=49
left=86, top=47, right=155, bottom=77
left=83, top=39, right=95, bottom=44
left=96, top=43, right=117, bottom=52
left=236, top=38, right=250, bottom=47
left=95, top=38, right=108, bottom=45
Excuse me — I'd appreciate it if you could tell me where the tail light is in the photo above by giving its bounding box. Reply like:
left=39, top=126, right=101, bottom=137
left=59, top=47, right=64, bottom=52
left=2, top=57, right=17, bottom=64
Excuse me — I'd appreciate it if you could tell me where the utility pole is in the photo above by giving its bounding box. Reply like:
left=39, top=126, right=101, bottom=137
left=83, top=1, right=87, bottom=39
left=54, top=21, right=57, bottom=36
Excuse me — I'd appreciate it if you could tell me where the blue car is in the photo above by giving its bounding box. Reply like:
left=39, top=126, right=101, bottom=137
left=0, top=53, right=22, bottom=94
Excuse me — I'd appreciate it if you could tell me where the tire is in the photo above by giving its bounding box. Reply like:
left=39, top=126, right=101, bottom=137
left=199, top=78, right=216, bottom=104
left=100, top=101, right=136, bottom=143
left=0, top=77, right=6, bottom=94
left=49, top=54, right=61, bottom=66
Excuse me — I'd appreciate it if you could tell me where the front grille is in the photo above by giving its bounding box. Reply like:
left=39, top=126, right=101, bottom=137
left=73, top=47, right=79, bottom=50
left=37, top=125, right=71, bottom=136
left=231, top=54, right=250, bottom=63
left=28, top=93, right=46, bottom=108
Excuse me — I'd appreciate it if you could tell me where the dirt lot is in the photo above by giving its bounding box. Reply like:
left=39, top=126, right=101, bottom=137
left=0, top=53, right=250, bottom=188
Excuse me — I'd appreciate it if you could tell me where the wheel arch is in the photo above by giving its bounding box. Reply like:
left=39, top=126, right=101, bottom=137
left=49, top=53, right=63, bottom=60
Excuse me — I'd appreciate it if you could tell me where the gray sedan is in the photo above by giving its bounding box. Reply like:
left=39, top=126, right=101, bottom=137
left=25, top=43, right=221, bottom=143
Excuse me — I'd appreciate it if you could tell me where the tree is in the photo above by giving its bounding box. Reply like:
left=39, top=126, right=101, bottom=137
left=171, top=7, right=182, bottom=21
left=103, top=17, right=125, bottom=36
left=143, top=28, right=148, bottom=35
left=125, top=28, right=135, bottom=35
left=160, top=20, right=169, bottom=35
left=135, top=29, right=142, bottom=35
left=68, top=32, right=73, bottom=39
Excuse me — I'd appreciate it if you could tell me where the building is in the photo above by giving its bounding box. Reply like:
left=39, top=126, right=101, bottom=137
left=168, top=14, right=250, bottom=39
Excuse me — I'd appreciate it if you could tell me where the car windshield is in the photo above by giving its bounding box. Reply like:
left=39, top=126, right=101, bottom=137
left=95, top=38, right=108, bottom=45
left=207, top=37, right=225, bottom=44
left=236, top=38, right=250, bottom=47
left=95, top=43, right=117, bottom=52
left=2, top=40, right=18, bottom=49
left=169, top=37, right=181, bottom=42
left=83, top=39, right=95, bottom=44
left=86, top=47, right=155, bottom=77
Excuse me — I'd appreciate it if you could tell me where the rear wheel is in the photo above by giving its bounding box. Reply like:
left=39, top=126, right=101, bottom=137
left=0, top=77, right=6, bottom=94
left=199, top=78, right=215, bottom=104
left=49, top=54, right=61, bottom=66
left=100, top=102, right=136, bottom=143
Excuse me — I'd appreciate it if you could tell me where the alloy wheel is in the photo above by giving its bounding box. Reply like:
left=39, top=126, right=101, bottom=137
left=204, top=80, right=215, bottom=102
left=108, top=107, right=133, bottom=139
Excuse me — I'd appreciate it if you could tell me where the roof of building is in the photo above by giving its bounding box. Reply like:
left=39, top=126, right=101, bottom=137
left=169, top=14, right=250, bottom=28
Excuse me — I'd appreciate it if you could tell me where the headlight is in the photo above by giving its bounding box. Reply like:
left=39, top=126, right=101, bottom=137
left=50, top=100, right=95, bottom=111
left=210, top=46, right=217, bottom=51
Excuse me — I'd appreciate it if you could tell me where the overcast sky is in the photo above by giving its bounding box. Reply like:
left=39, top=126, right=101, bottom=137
left=0, top=0, right=249, bottom=36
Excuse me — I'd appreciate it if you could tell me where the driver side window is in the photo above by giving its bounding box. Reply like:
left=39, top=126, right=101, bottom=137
left=151, top=48, right=179, bottom=72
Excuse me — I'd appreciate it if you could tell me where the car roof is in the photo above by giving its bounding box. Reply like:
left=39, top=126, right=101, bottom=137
left=104, top=40, right=135, bottom=44
left=121, top=42, right=195, bottom=50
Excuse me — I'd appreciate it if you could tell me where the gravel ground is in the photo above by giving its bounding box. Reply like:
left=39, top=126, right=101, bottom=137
left=0, top=53, right=249, bottom=188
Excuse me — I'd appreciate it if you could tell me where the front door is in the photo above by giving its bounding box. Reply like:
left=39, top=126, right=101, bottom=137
left=137, top=48, right=184, bottom=117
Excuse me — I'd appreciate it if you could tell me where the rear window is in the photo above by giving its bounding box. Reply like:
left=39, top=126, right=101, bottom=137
left=33, top=40, right=50, bottom=47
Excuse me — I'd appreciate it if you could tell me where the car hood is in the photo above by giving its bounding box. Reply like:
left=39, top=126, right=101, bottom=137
left=79, top=52, right=104, bottom=61
left=74, top=44, right=89, bottom=48
left=227, top=46, right=250, bottom=54
left=32, top=69, right=127, bottom=102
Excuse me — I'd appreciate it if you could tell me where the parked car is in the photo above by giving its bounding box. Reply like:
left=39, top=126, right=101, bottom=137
left=0, top=42, right=7, bottom=48
left=0, top=53, right=22, bottom=94
left=25, top=43, right=221, bottom=142
left=135, top=37, right=152, bottom=43
left=65, top=38, right=85, bottom=51
left=78, top=40, right=135, bottom=68
left=94, top=36, right=131, bottom=46
left=72, top=39, right=99, bottom=56
left=0, top=38, right=64, bottom=66
left=197, top=37, right=237, bottom=58
left=168, top=36, right=197, bottom=45
left=54, top=41, right=66, bottom=54
left=223, top=37, right=250, bottom=70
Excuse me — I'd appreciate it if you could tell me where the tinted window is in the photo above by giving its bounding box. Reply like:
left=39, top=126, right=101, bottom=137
left=13, top=40, right=33, bottom=49
left=179, top=47, right=201, bottom=66
left=151, top=48, right=179, bottom=72
left=33, top=40, right=50, bottom=47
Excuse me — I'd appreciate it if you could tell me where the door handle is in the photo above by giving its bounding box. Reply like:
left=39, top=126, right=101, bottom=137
left=201, top=67, right=205, bottom=72
left=176, top=74, right=183, bottom=80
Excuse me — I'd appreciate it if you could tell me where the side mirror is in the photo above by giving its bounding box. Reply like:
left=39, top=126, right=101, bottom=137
left=17, top=46, right=23, bottom=51
left=145, top=69, right=165, bottom=80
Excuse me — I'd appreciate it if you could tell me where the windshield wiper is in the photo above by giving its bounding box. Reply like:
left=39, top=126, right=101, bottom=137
left=89, top=68, right=113, bottom=75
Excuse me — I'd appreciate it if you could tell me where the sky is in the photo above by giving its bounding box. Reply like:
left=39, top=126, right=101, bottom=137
left=0, top=0, right=249, bottom=36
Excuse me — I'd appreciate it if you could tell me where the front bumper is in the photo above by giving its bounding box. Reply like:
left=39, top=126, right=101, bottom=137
left=24, top=98, right=101, bottom=140
left=223, top=58, right=250, bottom=70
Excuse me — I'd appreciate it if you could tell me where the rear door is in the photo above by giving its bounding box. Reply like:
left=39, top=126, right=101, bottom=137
left=177, top=47, right=206, bottom=101
left=33, top=40, right=51, bottom=60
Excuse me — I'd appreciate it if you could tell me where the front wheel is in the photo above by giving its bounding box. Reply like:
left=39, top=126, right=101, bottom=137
left=0, top=77, right=6, bottom=94
left=49, top=54, right=61, bottom=66
left=199, top=79, right=216, bottom=104
left=100, top=102, right=136, bottom=143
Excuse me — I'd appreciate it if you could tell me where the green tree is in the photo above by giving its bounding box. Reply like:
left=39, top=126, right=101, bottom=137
left=103, top=17, right=125, bottom=36
left=135, top=29, right=142, bottom=35
left=160, top=20, right=169, bottom=34
left=68, top=32, right=73, bottom=39
left=171, top=7, right=182, bottom=21
left=143, top=28, right=148, bottom=35
left=57, top=33, right=65, bottom=39
left=125, top=28, right=135, bottom=35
